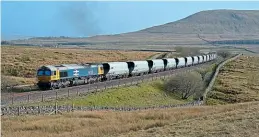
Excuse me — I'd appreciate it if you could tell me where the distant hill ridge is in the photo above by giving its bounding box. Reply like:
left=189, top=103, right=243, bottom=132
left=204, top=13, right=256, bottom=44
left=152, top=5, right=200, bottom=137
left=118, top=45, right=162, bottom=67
left=5, top=9, right=259, bottom=48
left=135, top=9, right=259, bottom=35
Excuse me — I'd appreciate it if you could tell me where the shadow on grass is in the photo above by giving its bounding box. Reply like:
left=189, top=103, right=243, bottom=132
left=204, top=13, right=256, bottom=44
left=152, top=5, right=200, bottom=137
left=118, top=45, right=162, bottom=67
left=153, top=80, right=184, bottom=100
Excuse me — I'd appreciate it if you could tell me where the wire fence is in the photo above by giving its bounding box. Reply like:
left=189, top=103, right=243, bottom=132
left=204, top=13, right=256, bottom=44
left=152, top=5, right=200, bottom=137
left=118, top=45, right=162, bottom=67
left=1, top=100, right=204, bottom=116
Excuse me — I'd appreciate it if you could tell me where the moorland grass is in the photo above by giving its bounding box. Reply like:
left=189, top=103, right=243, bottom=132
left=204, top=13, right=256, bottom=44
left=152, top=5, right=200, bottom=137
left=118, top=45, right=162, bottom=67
left=207, top=55, right=259, bottom=105
left=2, top=101, right=259, bottom=137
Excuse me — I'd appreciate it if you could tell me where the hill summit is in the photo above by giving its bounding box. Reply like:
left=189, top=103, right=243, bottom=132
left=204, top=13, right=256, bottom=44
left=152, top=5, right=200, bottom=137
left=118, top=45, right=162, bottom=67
left=137, top=10, right=259, bottom=35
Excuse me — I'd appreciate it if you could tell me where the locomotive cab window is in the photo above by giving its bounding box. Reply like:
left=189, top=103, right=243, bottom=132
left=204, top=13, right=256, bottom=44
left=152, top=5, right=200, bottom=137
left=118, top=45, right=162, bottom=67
left=45, top=70, right=51, bottom=76
left=37, top=70, right=51, bottom=76
left=37, top=70, right=44, bottom=76
left=53, top=71, right=56, bottom=75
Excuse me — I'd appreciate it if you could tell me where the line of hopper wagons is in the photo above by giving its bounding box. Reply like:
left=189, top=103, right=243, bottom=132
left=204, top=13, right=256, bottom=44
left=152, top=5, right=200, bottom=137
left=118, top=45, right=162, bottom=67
left=36, top=52, right=217, bottom=90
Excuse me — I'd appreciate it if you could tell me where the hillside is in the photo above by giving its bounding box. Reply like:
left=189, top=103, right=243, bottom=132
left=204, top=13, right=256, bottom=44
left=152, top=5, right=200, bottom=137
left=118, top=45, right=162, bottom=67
left=5, top=10, right=259, bottom=50
left=138, top=10, right=259, bottom=34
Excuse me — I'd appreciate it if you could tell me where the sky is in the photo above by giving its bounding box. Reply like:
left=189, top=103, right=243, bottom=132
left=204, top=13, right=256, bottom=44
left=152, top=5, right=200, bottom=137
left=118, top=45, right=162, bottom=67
left=1, top=1, right=259, bottom=40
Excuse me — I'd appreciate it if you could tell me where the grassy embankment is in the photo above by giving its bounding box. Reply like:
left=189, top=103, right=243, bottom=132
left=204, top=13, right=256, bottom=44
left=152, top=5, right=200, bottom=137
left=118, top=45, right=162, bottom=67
left=207, top=55, right=259, bottom=105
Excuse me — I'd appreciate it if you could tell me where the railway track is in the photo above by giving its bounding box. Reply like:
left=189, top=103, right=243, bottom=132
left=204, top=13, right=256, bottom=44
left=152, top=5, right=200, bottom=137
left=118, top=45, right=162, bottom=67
left=1, top=61, right=215, bottom=106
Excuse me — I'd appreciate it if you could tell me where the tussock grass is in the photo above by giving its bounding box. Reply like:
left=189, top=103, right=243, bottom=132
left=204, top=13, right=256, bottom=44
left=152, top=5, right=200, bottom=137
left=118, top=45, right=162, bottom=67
left=207, top=55, right=259, bottom=105
left=2, top=101, right=259, bottom=137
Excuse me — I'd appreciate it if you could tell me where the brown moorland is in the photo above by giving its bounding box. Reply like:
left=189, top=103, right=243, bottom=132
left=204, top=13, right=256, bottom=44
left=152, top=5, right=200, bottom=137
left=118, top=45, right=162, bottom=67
left=207, top=55, right=259, bottom=104
left=2, top=101, right=259, bottom=137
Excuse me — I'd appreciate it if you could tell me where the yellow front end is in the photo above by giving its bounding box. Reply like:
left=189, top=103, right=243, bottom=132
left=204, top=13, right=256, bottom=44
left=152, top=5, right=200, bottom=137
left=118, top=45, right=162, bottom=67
left=98, top=66, right=104, bottom=75
left=37, top=66, right=61, bottom=89
left=37, top=70, right=60, bottom=82
left=37, top=76, right=52, bottom=82
left=51, top=69, right=60, bottom=81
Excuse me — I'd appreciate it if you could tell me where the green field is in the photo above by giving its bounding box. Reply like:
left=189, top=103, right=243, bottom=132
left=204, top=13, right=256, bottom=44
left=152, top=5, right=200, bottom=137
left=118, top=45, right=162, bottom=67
left=21, top=79, right=190, bottom=107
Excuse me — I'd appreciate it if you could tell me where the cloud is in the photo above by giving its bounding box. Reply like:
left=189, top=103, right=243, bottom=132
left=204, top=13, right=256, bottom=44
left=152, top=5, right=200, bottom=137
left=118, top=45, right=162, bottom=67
left=59, top=2, right=101, bottom=37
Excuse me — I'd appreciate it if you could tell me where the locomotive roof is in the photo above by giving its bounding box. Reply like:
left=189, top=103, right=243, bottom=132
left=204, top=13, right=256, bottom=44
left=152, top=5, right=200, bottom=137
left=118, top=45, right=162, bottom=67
left=51, top=63, right=101, bottom=70
left=42, top=65, right=57, bottom=71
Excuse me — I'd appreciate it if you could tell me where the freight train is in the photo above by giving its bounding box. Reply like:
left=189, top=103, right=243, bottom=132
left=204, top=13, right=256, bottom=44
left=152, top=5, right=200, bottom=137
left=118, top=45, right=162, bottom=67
left=36, top=52, right=217, bottom=90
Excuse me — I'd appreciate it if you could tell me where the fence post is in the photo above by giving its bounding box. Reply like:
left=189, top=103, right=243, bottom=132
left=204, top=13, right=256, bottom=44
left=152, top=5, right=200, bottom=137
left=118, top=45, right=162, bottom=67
left=55, top=102, right=57, bottom=115
left=56, top=91, right=58, bottom=100
left=38, top=105, right=41, bottom=115
left=17, top=106, right=20, bottom=116
left=41, top=93, right=44, bottom=102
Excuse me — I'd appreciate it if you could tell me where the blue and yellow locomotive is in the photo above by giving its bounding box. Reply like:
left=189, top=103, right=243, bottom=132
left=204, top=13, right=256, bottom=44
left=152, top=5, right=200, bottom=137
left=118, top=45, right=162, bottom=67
left=37, top=64, right=104, bottom=90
